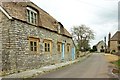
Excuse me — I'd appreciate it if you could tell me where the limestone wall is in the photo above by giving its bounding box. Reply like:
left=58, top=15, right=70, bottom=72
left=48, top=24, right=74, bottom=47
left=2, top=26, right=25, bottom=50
left=110, top=41, right=118, bottom=52
left=0, top=11, right=2, bottom=72
left=1, top=14, right=74, bottom=73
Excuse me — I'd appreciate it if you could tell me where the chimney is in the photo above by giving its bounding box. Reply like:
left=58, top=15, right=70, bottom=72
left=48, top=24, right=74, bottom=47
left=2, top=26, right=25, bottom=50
left=108, top=32, right=111, bottom=41
left=108, top=32, right=111, bottom=51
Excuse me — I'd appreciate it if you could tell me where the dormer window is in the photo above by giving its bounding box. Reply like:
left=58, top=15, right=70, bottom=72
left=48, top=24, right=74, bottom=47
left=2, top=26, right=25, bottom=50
left=27, top=7, right=37, bottom=25
left=58, top=25, right=60, bottom=33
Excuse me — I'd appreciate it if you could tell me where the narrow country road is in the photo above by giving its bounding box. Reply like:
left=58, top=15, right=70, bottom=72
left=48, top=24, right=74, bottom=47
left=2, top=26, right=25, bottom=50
left=36, top=53, right=110, bottom=78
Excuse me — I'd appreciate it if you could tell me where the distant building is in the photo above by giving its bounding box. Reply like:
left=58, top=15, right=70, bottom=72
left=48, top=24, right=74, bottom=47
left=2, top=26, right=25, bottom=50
left=95, top=40, right=105, bottom=52
left=108, top=31, right=120, bottom=53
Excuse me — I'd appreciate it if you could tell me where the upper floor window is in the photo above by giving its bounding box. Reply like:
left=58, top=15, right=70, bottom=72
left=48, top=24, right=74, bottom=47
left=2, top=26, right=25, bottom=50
left=27, top=7, right=37, bottom=25
left=58, top=25, right=61, bottom=34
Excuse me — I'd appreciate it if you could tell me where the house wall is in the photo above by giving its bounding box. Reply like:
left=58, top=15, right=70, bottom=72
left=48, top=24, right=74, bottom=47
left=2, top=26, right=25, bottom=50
left=0, top=11, right=2, bottom=71
left=96, top=42, right=105, bottom=52
left=110, top=41, right=118, bottom=52
left=1, top=11, right=15, bottom=72
left=1, top=13, right=74, bottom=73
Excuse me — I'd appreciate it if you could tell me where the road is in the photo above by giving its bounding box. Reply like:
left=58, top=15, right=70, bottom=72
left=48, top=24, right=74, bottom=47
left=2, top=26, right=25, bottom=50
left=36, top=53, right=110, bottom=78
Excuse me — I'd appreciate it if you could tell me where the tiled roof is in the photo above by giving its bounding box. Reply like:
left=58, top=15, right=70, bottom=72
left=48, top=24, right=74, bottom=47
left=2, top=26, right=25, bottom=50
left=1, top=2, right=72, bottom=38
left=110, top=31, right=120, bottom=41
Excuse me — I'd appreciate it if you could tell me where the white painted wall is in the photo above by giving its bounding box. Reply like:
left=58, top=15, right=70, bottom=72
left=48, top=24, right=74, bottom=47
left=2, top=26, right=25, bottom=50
left=96, top=41, right=105, bottom=52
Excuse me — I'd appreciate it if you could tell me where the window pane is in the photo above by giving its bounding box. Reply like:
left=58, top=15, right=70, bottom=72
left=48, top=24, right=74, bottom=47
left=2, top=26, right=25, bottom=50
left=34, top=47, right=37, bottom=51
left=48, top=43, right=50, bottom=52
left=45, top=43, right=47, bottom=52
left=45, top=48, right=47, bottom=52
left=31, top=12, right=34, bottom=23
left=30, top=41, right=33, bottom=51
left=48, top=47, right=50, bottom=52
left=34, top=42, right=37, bottom=46
left=67, top=45, right=69, bottom=52
left=27, top=10, right=29, bottom=16
left=27, top=10, right=30, bottom=22
left=118, top=41, right=120, bottom=44
left=34, top=14, right=37, bottom=24
left=31, top=47, right=33, bottom=51
left=45, top=43, right=47, bottom=48
left=30, top=41, right=33, bottom=46
left=58, top=44, right=60, bottom=52
left=33, top=13, right=37, bottom=24
left=48, top=43, right=50, bottom=48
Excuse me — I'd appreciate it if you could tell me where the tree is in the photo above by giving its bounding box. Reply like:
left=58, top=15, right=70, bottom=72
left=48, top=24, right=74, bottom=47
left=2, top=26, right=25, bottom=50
left=71, top=25, right=95, bottom=52
left=93, top=45, right=97, bottom=52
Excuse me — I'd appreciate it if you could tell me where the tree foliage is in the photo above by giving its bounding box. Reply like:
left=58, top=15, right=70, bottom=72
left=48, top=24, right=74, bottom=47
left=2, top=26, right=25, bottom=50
left=71, top=25, right=95, bottom=51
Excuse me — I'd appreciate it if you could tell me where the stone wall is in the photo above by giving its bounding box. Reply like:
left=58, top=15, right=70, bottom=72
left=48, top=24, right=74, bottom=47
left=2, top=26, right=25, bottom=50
left=1, top=11, right=14, bottom=72
left=96, top=41, right=105, bottom=52
left=1, top=13, right=74, bottom=73
left=0, top=11, right=2, bottom=72
left=110, top=41, right=118, bottom=52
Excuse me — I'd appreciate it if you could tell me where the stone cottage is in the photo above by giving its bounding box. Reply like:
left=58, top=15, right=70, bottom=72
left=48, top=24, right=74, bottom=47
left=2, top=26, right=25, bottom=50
left=108, top=31, right=120, bottom=53
left=0, top=2, right=75, bottom=73
left=95, top=40, right=105, bottom=52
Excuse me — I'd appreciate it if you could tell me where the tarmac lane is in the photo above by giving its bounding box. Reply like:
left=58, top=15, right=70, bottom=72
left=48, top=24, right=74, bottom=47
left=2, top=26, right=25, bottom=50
left=36, top=53, right=111, bottom=78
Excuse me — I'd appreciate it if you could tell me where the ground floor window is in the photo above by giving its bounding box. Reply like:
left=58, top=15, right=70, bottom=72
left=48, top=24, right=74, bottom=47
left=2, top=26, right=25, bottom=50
left=66, top=43, right=70, bottom=53
left=44, top=39, right=52, bottom=53
left=29, top=37, right=40, bottom=53
left=57, top=42, right=62, bottom=53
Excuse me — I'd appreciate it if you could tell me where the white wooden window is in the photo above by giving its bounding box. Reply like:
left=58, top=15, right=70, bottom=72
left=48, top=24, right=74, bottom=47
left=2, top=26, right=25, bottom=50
left=58, top=25, right=60, bottom=33
left=27, top=7, right=37, bottom=25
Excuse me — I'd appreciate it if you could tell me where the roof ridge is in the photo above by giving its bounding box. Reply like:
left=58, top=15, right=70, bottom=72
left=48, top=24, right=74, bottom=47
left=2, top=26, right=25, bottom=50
left=110, top=31, right=120, bottom=41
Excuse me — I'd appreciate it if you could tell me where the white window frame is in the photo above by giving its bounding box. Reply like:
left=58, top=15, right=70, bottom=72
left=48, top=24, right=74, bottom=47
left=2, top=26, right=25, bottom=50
left=58, top=25, right=61, bottom=33
left=27, top=7, right=37, bottom=25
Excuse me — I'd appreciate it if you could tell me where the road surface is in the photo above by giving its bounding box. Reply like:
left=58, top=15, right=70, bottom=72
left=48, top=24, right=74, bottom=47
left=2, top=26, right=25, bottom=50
left=36, top=53, right=110, bottom=78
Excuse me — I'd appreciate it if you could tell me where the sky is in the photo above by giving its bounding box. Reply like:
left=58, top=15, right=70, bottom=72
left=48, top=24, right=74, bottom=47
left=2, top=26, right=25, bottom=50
left=30, top=0, right=119, bottom=47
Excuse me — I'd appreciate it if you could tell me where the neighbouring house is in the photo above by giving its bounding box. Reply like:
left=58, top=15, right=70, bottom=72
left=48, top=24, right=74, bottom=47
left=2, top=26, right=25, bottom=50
left=0, top=1, right=75, bottom=74
left=108, top=31, right=120, bottom=53
left=95, top=40, right=105, bottom=52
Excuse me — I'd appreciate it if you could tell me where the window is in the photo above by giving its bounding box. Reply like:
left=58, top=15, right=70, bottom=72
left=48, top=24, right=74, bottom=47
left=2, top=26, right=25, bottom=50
left=29, top=37, right=39, bottom=53
left=27, top=7, right=37, bottom=25
left=118, top=41, right=120, bottom=44
left=44, top=40, right=52, bottom=52
left=118, top=46, right=120, bottom=51
left=30, top=41, right=37, bottom=51
left=58, top=25, right=60, bottom=33
left=57, top=42, right=62, bottom=52
left=66, top=44, right=70, bottom=53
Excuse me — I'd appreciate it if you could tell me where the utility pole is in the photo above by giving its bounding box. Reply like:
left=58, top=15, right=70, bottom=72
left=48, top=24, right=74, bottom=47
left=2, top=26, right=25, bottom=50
left=104, top=36, right=106, bottom=53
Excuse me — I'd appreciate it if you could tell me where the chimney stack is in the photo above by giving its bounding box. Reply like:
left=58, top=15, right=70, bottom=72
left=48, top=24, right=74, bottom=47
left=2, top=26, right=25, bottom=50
left=108, top=32, right=111, bottom=52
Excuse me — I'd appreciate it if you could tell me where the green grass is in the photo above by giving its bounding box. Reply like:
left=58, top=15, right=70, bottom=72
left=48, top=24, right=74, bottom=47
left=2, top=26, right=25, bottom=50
left=112, top=59, right=120, bottom=68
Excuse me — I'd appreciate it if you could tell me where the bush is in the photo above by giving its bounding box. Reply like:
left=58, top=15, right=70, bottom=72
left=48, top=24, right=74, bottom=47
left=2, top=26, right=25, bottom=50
left=111, top=50, right=116, bottom=54
left=89, top=49, right=94, bottom=53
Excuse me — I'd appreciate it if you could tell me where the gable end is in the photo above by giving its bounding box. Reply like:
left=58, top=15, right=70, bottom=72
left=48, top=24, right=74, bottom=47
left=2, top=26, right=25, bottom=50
left=0, top=6, right=13, bottom=20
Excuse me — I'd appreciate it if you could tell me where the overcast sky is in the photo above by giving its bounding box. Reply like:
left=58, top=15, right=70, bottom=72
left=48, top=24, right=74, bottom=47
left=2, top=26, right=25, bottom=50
left=31, top=0, right=119, bottom=47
